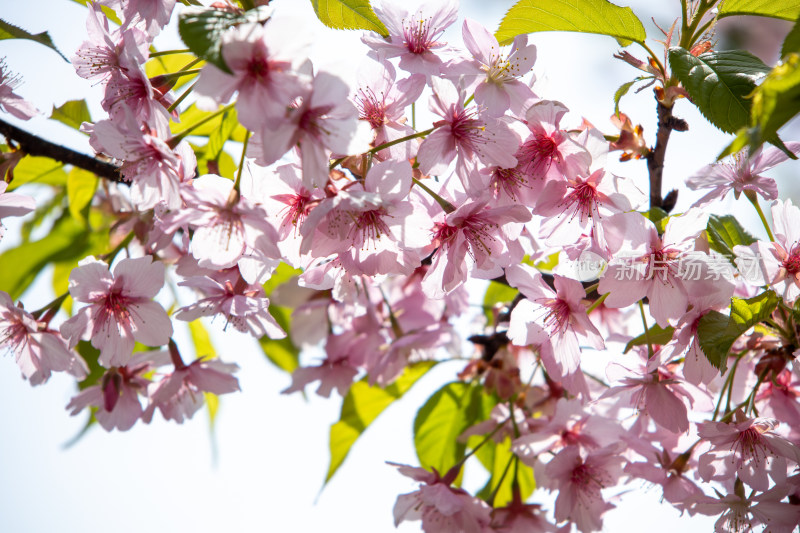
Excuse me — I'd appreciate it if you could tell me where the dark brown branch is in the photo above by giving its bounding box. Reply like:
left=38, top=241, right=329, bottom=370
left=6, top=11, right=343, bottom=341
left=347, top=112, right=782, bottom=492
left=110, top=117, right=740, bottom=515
left=645, top=95, right=687, bottom=212
left=0, top=117, right=124, bottom=183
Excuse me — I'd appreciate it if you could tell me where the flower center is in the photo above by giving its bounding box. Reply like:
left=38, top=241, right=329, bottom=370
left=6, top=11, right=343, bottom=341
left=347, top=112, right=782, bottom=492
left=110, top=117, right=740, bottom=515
left=355, top=88, right=387, bottom=129
left=403, top=17, right=434, bottom=55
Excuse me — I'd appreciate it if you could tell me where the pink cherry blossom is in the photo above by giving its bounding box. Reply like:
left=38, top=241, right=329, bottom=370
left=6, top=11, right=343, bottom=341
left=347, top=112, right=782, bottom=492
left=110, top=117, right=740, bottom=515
left=538, top=445, right=625, bottom=533
left=0, top=59, right=38, bottom=120
left=422, top=198, right=531, bottom=297
left=416, top=77, right=519, bottom=188
left=165, top=174, right=281, bottom=279
left=60, top=256, right=173, bottom=367
left=506, top=264, right=604, bottom=383
left=176, top=269, right=286, bottom=339
left=692, top=481, right=800, bottom=533
left=0, top=291, right=86, bottom=385
left=686, top=143, right=800, bottom=207
left=87, top=113, right=195, bottom=210
left=66, top=353, right=163, bottom=431
left=698, top=411, right=800, bottom=491
left=735, top=198, right=800, bottom=304
left=254, top=71, right=372, bottom=190
left=535, top=168, right=642, bottom=249
left=460, top=19, right=537, bottom=117
left=363, top=0, right=458, bottom=76
left=143, top=355, right=240, bottom=424
left=0, top=181, right=35, bottom=241
left=515, top=100, right=590, bottom=181
left=353, top=59, right=425, bottom=159
left=299, top=160, right=431, bottom=276
left=72, top=2, right=149, bottom=83
left=194, top=19, right=309, bottom=129
left=391, top=463, right=492, bottom=533
left=99, top=0, right=177, bottom=36
left=599, top=209, right=726, bottom=327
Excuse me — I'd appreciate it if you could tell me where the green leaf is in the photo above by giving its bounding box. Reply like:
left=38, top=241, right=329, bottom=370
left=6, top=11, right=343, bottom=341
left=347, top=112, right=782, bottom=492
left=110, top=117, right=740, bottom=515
left=706, top=215, right=756, bottom=262
left=624, top=324, right=675, bottom=353
left=50, top=100, right=92, bottom=131
left=7, top=156, right=67, bottom=191
left=326, top=361, right=435, bottom=483
left=188, top=319, right=217, bottom=359
left=749, top=54, right=800, bottom=149
left=475, top=437, right=536, bottom=507
left=495, top=0, right=646, bottom=46
left=145, top=52, right=202, bottom=90
left=697, top=291, right=780, bottom=372
left=66, top=168, right=98, bottom=224
left=258, top=306, right=299, bottom=373
left=781, top=19, right=800, bottom=58
left=483, top=281, right=518, bottom=324
left=263, top=262, right=303, bottom=295
left=309, top=0, right=388, bottom=36
left=718, top=0, right=800, bottom=21
left=642, top=207, right=669, bottom=233
left=613, top=79, right=637, bottom=116
left=0, top=18, right=67, bottom=61
left=205, top=108, right=240, bottom=161
left=414, top=381, right=485, bottom=476
left=0, top=215, right=89, bottom=299
left=668, top=48, right=770, bottom=134
left=76, top=340, right=104, bottom=390
left=178, top=6, right=272, bottom=74
left=172, top=104, right=248, bottom=141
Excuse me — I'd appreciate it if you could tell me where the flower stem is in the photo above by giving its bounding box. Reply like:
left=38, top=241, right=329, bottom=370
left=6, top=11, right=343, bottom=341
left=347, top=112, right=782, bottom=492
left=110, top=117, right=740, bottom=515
left=748, top=193, right=776, bottom=242
left=638, top=300, right=654, bottom=358
left=100, top=230, right=136, bottom=264
left=234, top=129, right=251, bottom=193
left=586, top=292, right=608, bottom=314
left=168, top=80, right=197, bottom=113
left=149, top=48, right=191, bottom=58
left=412, top=177, right=455, bottom=213
left=368, top=127, right=434, bottom=155
left=168, top=103, right=235, bottom=147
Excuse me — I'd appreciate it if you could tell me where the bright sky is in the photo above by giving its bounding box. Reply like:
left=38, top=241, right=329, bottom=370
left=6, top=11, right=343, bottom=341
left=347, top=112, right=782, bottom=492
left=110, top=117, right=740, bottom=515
left=1, top=0, right=797, bottom=531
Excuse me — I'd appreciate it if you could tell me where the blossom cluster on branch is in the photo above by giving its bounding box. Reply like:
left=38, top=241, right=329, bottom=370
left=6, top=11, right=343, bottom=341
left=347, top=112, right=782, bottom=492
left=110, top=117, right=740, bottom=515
left=2, top=0, right=800, bottom=531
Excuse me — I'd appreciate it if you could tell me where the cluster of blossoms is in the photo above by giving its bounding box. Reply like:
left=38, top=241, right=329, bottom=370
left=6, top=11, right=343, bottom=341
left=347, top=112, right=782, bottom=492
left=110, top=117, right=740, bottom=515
left=2, top=0, right=800, bottom=531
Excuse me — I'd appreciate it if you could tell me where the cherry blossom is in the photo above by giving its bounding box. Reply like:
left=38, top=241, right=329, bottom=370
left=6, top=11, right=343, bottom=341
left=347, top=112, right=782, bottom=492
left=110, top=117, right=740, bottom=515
left=0, top=291, right=86, bottom=385
left=0, top=59, right=38, bottom=120
left=459, top=19, right=537, bottom=116
left=0, top=181, right=35, bottom=241
left=391, top=463, right=492, bottom=533
left=60, top=256, right=173, bottom=367
left=363, top=0, right=458, bottom=76
left=686, top=143, right=800, bottom=207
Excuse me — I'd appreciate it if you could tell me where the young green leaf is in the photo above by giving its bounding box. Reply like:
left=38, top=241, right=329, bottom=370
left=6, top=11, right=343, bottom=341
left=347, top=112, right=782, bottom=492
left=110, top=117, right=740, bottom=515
left=0, top=18, right=67, bottom=61
left=706, top=215, right=756, bottom=263
left=483, top=281, right=518, bottom=324
left=668, top=48, right=770, bottom=134
left=205, top=108, right=240, bottom=161
left=414, top=381, right=485, bottom=476
left=495, top=0, right=646, bottom=46
left=474, top=437, right=535, bottom=507
left=50, top=100, right=92, bottom=131
left=66, top=167, right=98, bottom=224
left=624, top=324, right=675, bottom=353
left=0, top=215, right=90, bottom=299
left=258, top=306, right=299, bottom=373
left=326, top=362, right=435, bottom=483
left=749, top=54, right=800, bottom=150
left=178, top=6, right=272, bottom=74
left=145, top=52, right=202, bottom=90
left=718, top=0, right=800, bottom=22
left=613, top=79, right=637, bottom=116
left=6, top=156, right=67, bottom=190
left=697, top=291, right=780, bottom=372
left=781, top=19, right=800, bottom=58
left=310, top=0, right=388, bottom=36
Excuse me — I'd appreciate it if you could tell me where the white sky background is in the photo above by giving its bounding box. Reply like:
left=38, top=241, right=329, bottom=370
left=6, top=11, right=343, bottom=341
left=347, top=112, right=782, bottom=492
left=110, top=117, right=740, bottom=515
left=1, top=0, right=798, bottom=531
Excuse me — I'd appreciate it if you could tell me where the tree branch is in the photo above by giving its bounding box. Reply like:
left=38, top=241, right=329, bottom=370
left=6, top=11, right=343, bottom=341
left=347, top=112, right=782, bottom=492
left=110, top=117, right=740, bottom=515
left=645, top=95, right=687, bottom=212
left=0, top=117, right=124, bottom=183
